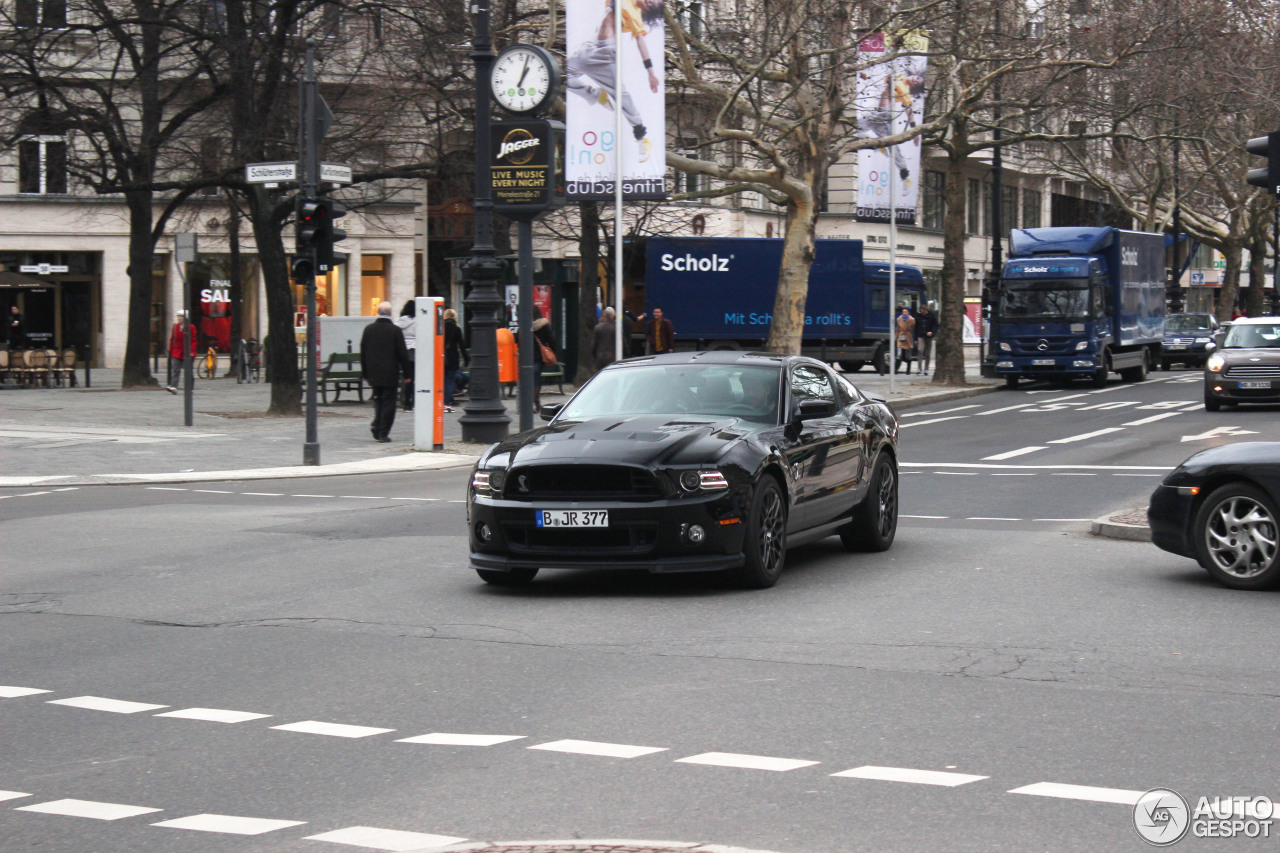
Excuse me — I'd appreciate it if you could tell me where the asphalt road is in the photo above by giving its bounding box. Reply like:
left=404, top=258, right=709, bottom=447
left=4, top=370, right=1280, bottom=852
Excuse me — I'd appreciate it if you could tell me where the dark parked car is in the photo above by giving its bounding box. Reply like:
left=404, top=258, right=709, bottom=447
left=1160, top=312, right=1220, bottom=369
left=467, top=351, right=900, bottom=589
left=1149, top=442, right=1280, bottom=589
left=1204, top=317, right=1280, bottom=411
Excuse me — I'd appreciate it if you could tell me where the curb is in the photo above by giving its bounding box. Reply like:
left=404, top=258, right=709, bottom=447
left=887, top=383, right=1001, bottom=410
left=427, top=842, right=791, bottom=853
left=1090, top=511, right=1152, bottom=542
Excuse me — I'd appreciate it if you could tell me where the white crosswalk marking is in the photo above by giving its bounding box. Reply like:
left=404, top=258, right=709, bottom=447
left=16, top=799, right=162, bottom=820
left=832, top=766, right=988, bottom=787
left=0, top=791, right=31, bottom=802
left=676, top=752, right=818, bottom=772
left=397, top=733, right=525, bottom=746
left=1008, top=782, right=1144, bottom=805
left=47, top=696, right=168, bottom=714
left=155, top=707, right=271, bottom=723
left=304, top=826, right=468, bottom=850
left=529, top=739, right=667, bottom=758
left=272, top=720, right=394, bottom=738
left=0, top=686, right=51, bottom=698
left=151, top=813, right=306, bottom=834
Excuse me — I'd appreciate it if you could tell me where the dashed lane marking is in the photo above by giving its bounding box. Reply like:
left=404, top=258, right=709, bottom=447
left=397, top=733, right=526, bottom=747
left=901, top=463, right=1170, bottom=471
left=1047, top=427, right=1125, bottom=444
left=832, top=766, right=988, bottom=787
left=0, top=686, right=50, bottom=698
left=1050, top=472, right=1096, bottom=476
left=898, top=415, right=969, bottom=429
left=155, top=707, right=272, bottom=724
left=47, top=695, right=167, bottom=714
left=966, top=517, right=1021, bottom=521
left=291, top=494, right=335, bottom=498
left=0, top=791, right=30, bottom=802
left=529, top=739, right=667, bottom=759
left=150, top=813, right=306, bottom=835
left=901, top=515, right=948, bottom=520
left=900, top=404, right=983, bottom=417
left=304, top=826, right=467, bottom=850
left=16, top=798, right=163, bottom=820
left=1008, top=781, right=1143, bottom=805
left=982, top=446, right=1045, bottom=461
left=271, top=720, right=395, bottom=739
left=676, top=752, right=819, bottom=772
left=1123, top=412, right=1184, bottom=426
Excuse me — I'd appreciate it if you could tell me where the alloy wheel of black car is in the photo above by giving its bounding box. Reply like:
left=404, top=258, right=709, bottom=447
left=840, top=453, right=898, bottom=552
left=732, top=477, right=787, bottom=589
left=476, top=567, right=539, bottom=586
left=1193, top=483, right=1280, bottom=589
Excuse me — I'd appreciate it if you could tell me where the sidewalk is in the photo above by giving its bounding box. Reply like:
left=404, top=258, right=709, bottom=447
left=0, top=349, right=999, bottom=487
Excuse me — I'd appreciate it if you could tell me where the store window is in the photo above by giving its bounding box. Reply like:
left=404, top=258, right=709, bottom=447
left=362, top=255, right=388, bottom=315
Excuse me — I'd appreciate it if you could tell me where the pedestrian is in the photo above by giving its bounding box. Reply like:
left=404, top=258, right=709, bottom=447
left=592, top=306, right=617, bottom=369
left=518, top=305, right=558, bottom=410
left=894, top=305, right=916, bottom=374
left=360, top=301, right=412, bottom=443
left=166, top=311, right=196, bottom=393
left=7, top=305, right=25, bottom=348
left=636, top=306, right=675, bottom=354
left=395, top=300, right=416, bottom=411
left=915, top=302, right=937, bottom=375
left=443, top=308, right=467, bottom=412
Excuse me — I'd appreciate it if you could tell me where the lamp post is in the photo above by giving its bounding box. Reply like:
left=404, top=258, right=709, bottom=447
left=1170, top=134, right=1185, bottom=314
left=459, top=0, right=511, bottom=444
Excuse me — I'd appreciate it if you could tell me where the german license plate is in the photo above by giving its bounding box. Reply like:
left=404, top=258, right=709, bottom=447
left=1166, top=344, right=1186, bottom=350
left=536, top=509, right=609, bottom=528
left=1032, top=359, right=1055, bottom=366
left=1239, top=381, right=1271, bottom=390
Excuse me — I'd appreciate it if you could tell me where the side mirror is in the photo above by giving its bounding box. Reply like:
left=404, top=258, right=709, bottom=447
left=795, top=398, right=838, bottom=421
left=539, top=402, right=564, bottom=422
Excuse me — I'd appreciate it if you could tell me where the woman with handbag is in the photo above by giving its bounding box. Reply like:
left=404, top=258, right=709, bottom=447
left=520, top=305, right=557, bottom=411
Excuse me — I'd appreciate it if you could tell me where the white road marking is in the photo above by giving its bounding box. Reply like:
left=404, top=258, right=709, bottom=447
left=1123, top=412, right=1183, bottom=426
left=902, top=462, right=1170, bottom=471
left=935, top=471, right=978, bottom=476
left=1182, top=426, right=1259, bottom=442
left=1047, top=428, right=1125, bottom=444
left=155, top=708, right=272, bottom=724
left=151, top=813, right=306, bottom=834
left=1034, top=518, right=1092, bottom=522
left=1008, top=781, right=1144, bottom=805
left=976, top=402, right=1040, bottom=415
left=146, top=487, right=189, bottom=491
left=983, top=446, right=1045, bottom=461
left=14, top=491, right=50, bottom=497
left=192, top=489, right=233, bottom=494
left=271, top=720, right=394, bottom=738
left=397, top=733, right=526, bottom=747
left=990, top=472, right=1037, bottom=476
left=676, top=752, right=818, bottom=772
left=0, top=686, right=51, bottom=698
left=290, top=494, right=334, bottom=498
left=398, top=497, right=441, bottom=502
left=47, top=696, right=168, bottom=714
left=1077, top=400, right=1137, bottom=411
left=304, top=826, right=468, bottom=850
left=0, top=791, right=31, bottom=802
left=832, top=766, right=988, bottom=787
left=1051, top=472, right=1096, bottom=476
left=899, top=416, right=969, bottom=428
left=340, top=495, right=387, bottom=500
left=241, top=492, right=284, bottom=496
left=529, top=739, right=667, bottom=759
left=966, top=517, right=1021, bottom=521
left=902, top=404, right=982, bottom=417
left=1114, top=473, right=1161, bottom=478
left=902, top=515, right=949, bottom=519
left=16, top=799, right=162, bottom=820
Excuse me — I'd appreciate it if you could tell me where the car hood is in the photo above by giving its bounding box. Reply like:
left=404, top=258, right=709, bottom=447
left=1173, top=441, right=1280, bottom=476
left=483, top=414, right=762, bottom=469
left=1219, top=347, right=1280, bottom=362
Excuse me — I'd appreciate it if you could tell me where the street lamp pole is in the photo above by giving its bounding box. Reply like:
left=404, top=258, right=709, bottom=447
left=460, top=0, right=511, bottom=444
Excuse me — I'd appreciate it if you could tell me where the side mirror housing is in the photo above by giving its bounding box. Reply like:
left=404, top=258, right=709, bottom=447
left=539, top=402, right=564, bottom=422
left=794, top=398, right=838, bottom=422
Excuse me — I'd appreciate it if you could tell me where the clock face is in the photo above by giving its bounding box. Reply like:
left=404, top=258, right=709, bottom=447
left=491, top=46, right=557, bottom=115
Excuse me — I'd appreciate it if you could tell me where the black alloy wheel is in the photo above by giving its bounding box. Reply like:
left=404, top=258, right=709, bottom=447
left=1193, top=483, right=1280, bottom=590
left=476, top=567, right=539, bottom=586
left=732, top=477, right=787, bottom=588
left=840, top=453, right=898, bottom=552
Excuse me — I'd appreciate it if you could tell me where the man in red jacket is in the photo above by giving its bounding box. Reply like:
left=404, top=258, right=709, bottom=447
left=166, top=311, right=196, bottom=393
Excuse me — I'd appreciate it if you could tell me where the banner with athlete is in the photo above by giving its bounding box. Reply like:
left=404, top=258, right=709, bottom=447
left=855, top=31, right=928, bottom=225
left=565, top=0, right=666, bottom=200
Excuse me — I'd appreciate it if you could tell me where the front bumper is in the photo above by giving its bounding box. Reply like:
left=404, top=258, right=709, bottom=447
left=1162, top=341, right=1211, bottom=363
left=1148, top=483, right=1197, bottom=559
left=1204, top=375, right=1280, bottom=404
left=468, top=490, right=750, bottom=574
left=994, top=355, right=1097, bottom=376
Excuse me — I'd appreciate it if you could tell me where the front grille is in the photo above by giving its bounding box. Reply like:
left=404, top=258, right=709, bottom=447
left=1225, top=365, right=1280, bottom=379
left=1165, top=336, right=1199, bottom=346
left=501, top=465, right=664, bottom=502
left=1008, top=337, right=1076, bottom=356
left=501, top=521, right=659, bottom=554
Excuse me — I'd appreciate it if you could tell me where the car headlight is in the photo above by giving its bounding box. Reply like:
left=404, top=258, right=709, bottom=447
left=1075, top=340, right=1090, bottom=351
left=471, top=469, right=505, bottom=495
left=677, top=469, right=729, bottom=492
left=999, top=342, right=1011, bottom=352
left=1194, top=337, right=1212, bottom=344
left=1206, top=353, right=1226, bottom=372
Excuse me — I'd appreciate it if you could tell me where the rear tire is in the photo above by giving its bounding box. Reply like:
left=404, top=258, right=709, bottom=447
left=1004, top=375, right=1019, bottom=389
left=476, top=568, right=538, bottom=586
left=839, top=453, right=898, bottom=552
left=837, top=360, right=865, bottom=373
left=731, top=477, right=787, bottom=589
left=1119, top=349, right=1149, bottom=382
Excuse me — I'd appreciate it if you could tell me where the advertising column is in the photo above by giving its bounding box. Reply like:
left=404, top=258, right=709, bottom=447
left=414, top=296, right=444, bottom=451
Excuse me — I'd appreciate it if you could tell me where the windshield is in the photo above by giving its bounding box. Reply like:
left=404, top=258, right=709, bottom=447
left=997, top=280, right=1090, bottom=321
left=1166, top=315, right=1215, bottom=333
left=561, top=363, right=782, bottom=425
left=1223, top=323, right=1280, bottom=348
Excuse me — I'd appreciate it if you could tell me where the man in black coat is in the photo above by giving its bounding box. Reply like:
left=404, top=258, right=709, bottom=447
left=360, top=301, right=412, bottom=442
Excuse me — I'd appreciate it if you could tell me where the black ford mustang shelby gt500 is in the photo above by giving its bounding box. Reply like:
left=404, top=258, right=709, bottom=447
left=467, top=351, right=900, bottom=589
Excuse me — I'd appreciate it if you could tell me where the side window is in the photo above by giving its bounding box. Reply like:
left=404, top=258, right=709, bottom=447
left=834, top=374, right=862, bottom=408
left=791, top=365, right=836, bottom=405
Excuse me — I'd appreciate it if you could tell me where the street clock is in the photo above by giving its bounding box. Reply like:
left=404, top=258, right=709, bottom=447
left=491, top=45, right=560, bottom=116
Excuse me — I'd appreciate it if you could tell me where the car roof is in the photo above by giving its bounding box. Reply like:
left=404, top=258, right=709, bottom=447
left=1227, top=316, right=1280, bottom=326
left=609, top=350, right=802, bottom=368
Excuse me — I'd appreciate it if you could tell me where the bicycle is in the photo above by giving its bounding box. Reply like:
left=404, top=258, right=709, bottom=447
left=200, top=346, right=218, bottom=380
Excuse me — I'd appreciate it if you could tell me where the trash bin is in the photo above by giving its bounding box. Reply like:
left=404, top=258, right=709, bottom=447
left=496, top=327, right=517, bottom=396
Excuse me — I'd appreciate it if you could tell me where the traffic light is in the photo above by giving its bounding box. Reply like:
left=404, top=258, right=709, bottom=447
left=291, top=256, right=314, bottom=282
left=295, top=196, right=323, bottom=255
left=315, top=200, right=347, bottom=273
left=1245, top=131, right=1280, bottom=196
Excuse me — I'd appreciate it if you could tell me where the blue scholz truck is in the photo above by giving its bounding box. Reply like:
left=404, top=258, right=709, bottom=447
left=992, top=227, right=1165, bottom=388
left=643, top=236, right=925, bottom=373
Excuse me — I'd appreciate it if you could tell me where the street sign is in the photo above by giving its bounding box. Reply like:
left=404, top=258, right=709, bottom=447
left=175, top=233, right=198, bottom=264
left=18, top=264, right=68, bottom=274
left=320, top=163, right=353, bottom=184
left=245, top=162, right=298, bottom=184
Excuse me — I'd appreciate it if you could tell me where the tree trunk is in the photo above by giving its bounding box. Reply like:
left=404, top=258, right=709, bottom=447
left=121, top=189, right=158, bottom=387
left=576, top=201, right=601, bottom=382
left=1217, top=245, right=1242, bottom=322
left=933, top=146, right=969, bottom=385
left=228, top=195, right=244, bottom=378
left=765, top=189, right=817, bottom=355
left=248, top=188, right=300, bottom=414
left=1246, top=233, right=1267, bottom=317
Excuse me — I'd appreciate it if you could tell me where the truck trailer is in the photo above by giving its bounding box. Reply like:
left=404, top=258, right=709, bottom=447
left=642, top=236, right=925, bottom=372
left=992, top=226, right=1165, bottom=388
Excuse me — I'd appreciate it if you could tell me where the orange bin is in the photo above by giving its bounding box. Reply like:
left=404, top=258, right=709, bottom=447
left=496, top=327, right=517, bottom=384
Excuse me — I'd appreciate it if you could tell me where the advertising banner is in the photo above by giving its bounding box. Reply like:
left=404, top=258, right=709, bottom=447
left=565, top=0, right=666, bottom=200
left=491, top=120, right=563, bottom=216
left=855, top=31, right=928, bottom=225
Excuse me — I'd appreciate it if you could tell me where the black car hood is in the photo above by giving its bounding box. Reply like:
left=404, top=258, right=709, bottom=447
left=1176, top=441, right=1280, bottom=475
left=484, top=414, right=762, bottom=469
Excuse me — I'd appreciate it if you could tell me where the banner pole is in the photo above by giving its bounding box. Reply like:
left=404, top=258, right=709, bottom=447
left=614, top=0, right=624, bottom=362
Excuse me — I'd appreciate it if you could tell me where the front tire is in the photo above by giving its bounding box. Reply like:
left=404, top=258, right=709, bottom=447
left=840, top=453, right=898, bottom=552
left=476, top=567, right=538, bottom=586
left=1193, top=483, right=1280, bottom=589
left=1204, top=391, right=1221, bottom=412
left=1004, top=375, right=1019, bottom=389
left=731, top=477, right=787, bottom=589
left=838, top=360, right=865, bottom=373
left=1091, top=352, right=1109, bottom=388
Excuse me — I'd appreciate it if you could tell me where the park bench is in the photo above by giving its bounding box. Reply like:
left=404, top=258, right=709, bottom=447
left=319, top=352, right=365, bottom=404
